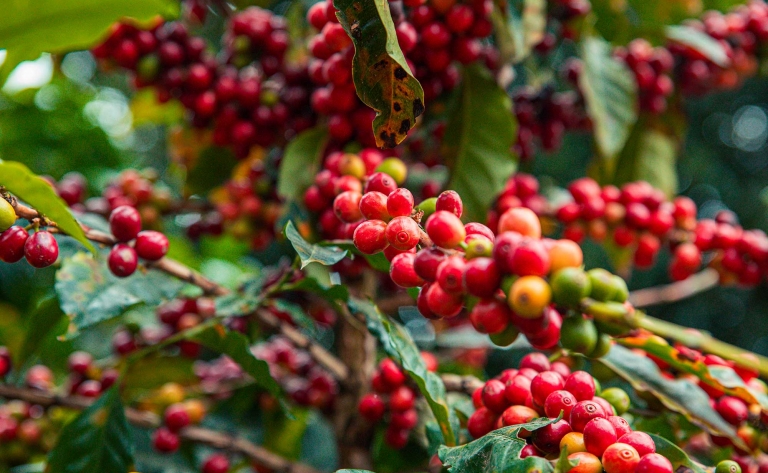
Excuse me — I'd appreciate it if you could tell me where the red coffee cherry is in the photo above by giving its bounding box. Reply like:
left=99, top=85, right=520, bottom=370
left=0, top=226, right=29, bottom=263
left=636, top=453, right=674, bottom=473
left=505, top=374, right=533, bottom=406
left=618, top=431, right=656, bottom=457
left=716, top=396, right=749, bottom=426
left=202, top=454, right=230, bottom=473
left=68, top=351, right=93, bottom=375
left=425, top=211, right=466, bottom=249
left=384, top=426, right=410, bottom=449
left=108, top=244, right=138, bottom=278
left=390, top=252, right=425, bottom=288
left=520, top=352, right=551, bottom=372
left=413, top=248, right=448, bottom=281
left=425, top=282, right=464, bottom=318
left=583, top=417, right=618, bottom=456
left=359, top=191, right=390, bottom=221
left=353, top=220, right=388, bottom=254
left=76, top=380, right=102, bottom=397
left=365, top=172, right=398, bottom=195
left=134, top=230, right=169, bottom=261
left=109, top=205, right=142, bottom=242
left=359, top=393, right=386, bottom=421
left=501, top=405, right=538, bottom=427
left=544, top=390, right=577, bottom=419
left=436, top=256, right=466, bottom=293
left=379, top=358, right=406, bottom=387
left=469, top=299, right=511, bottom=334
left=602, top=442, right=640, bottom=473
left=24, top=231, right=59, bottom=268
left=482, top=379, right=509, bottom=413
left=564, top=371, right=596, bottom=401
left=593, top=396, right=616, bottom=416
left=532, top=419, right=572, bottom=454
left=386, top=216, right=421, bottom=250
left=387, top=188, right=415, bottom=217
left=508, top=239, right=551, bottom=277
left=333, top=191, right=363, bottom=223
left=463, top=257, right=501, bottom=298
left=153, top=427, right=180, bottom=453
left=468, top=407, right=498, bottom=438
left=531, top=371, right=565, bottom=407
left=164, top=403, right=191, bottom=432
left=436, top=190, right=463, bottom=218
left=390, top=409, right=419, bottom=429
left=569, top=400, right=608, bottom=432
left=389, top=385, right=415, bottom=411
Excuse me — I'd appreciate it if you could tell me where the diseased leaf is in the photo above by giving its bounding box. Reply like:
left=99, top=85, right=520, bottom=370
left=335, top=0, right=425, bottom=148
left=349, top=298, right=458, bottom=446
left=0, top=0, right=178, bottom=83
left=649, top=434, right=707, bottom=473
left=55, top=252, right=183, bottom=334
left=578, top=36, right=638, bottom=161
left=443, top=64, right=517, bottom=222
left=278, top=127, right=328, bottom=201
left=666, top=25, right=730, bottom=67
left=494, top=0, right=547, bottom=64
left=438, top=417, right=557, bottom=473
left=47, top=388, right=133, bottom=473
left=0, top=160, right=94, bottom=253
left=285, top=221, right=347, bottom=269
left=601, top=345, right=742, bottom=445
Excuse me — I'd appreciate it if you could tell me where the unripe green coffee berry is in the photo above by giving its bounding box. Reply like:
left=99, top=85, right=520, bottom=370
left=587, top=268, right=617, bottom=302
left=611, top=276, right=629, bottom=303
left=715, top=460, right=741, bottom=473
left=417, top=197, right=437, bottom=219
left=489, top=324, right=520, bottom=347
left=551, top=267, right=592, bottom=308
left=600, top=387, right=631, bottom=415
left=560, top=315, right=598, bottom=355
left=0, top=198, right=16, bottom=232
left=588, top=333, right=612, bottom=358
left=376, top=158, right=407, bottom=185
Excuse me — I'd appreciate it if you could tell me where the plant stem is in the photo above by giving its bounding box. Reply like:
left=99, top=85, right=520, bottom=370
left=628, top=268, right=719, bottom=308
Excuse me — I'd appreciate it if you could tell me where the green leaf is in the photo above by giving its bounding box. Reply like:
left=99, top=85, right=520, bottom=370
left=192, top=326, right=282, bottom=398
left=15, top=296, right=65, bottom=368
left=47, top=387, right=133, bottom=473
left=0, top=160, right=94, bottom=253
left=554, top=442, right=580, bottom=473
left=349, top=297, right=458, bottom=446
left=186, top=146, right=239, bottom=195
left=601, top=345, right=741, bottom=445
left=613, top=118, right=680, bottom=197
left=438, top=418, right=557, bottom=473
left=443, top=64, right=517, bottom=222
left=123, top=355, right=196, bottom=390
left=278, top=127, right=328, bottom=201
left=666, top=25, right=730, bottom=67
left=648, top=434, right=707, bottom=473
left=284, top=221, right=347, bottom=269
left=55, top=252, right=184, bottom=334
left=0, top=0, right=178, bottom=84
left=578, top=36, right=638, bottom=162
left=493, top=0, right=547, bottom=64
left=335, top=0, right=425, bottom=148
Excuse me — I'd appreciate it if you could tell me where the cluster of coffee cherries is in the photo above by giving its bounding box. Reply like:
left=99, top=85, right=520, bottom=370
left=358, top=354, right=438, bottom=449
left=79, top=170, right=173, bottom=227
left=152, top=398, right=208, bottom=454
left=304, top=150, right=406, bottom=240
left=106, top=205, right=169, bottom=277
left=222, top=7, right=289, bottom=74
left=65, top=351, right=119, bottom=399
left=0, top=197, right=58, bottom=269
left=469, top=353, right=680, bottom=473
left=0, top=399, right=62, bottom=466
left=615, top=40, right=674, bottom=114
left=487, top=173, right=550, bottom=233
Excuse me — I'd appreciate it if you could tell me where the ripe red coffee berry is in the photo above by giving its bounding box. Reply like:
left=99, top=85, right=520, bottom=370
left=425, top=282, right=464, bottom=318
left=384, top=426, right=410, bottom=449
left=389, top=385, right=415, bottom=411
left=544, top=390, right=577, bottom=419
left=68, top=351, right=93, bottom=375
left=716, top=396, right=749, bottom=426
left=365, top=172, right=398, bottom=195
left=602, top=442, right=640, bottom=473
left=607, top=415, right=631, bottom=438
left=358, top=393, right=386, bottom=421
left=508, top=239, right=551, bottom=277
left=499, top=405, right=538, bottom=430
left=333, top=191, right=363, bottom=223
left=0, top=226, right=29, bottom=263
left=532, top=419, right=572, bottom=454
left=520, top=352, right=551, bottom=372
left=564, top=371, right=596, bottom=401
left=570, top=400, right=608, bottom=432
left=505, top=374, right=533, bottom=406
left=583, top=417, right=618, bottom=456
left=108, top=244, right=138, bottom=278
left=387, top=188, right=415, bottom=217
left=463, top=257, right=501, bottom=298
left=109, top=205, right=142, bottom=242
left=531, top=371, right=565, bottom=406
left=359, top=191, right=390, bottom=221
left=24, top=231, right=59, bottom=268
left=202, top=454, right=230, bottom=473
left=436, top=190, right=463, bottom=218
left=164, top=403, right=191, bottom=432
left=390, top=252, right=425, bottom=287
left=636, top=453, right=673, bottom=473
left=390, top=409, right=419, bottom=429
left=413, top=248, right=447, bottom=281
left=426, top=211, right=466, bottom=249
left=134, top=231, right=169, bottom=261
left=386, top=216, right=421, bottom=250
left=353, top=220, right=388, bottom=254
left=436, top=256, right=466, bottom=293
left=618, top=431, right=656, bottom=457
left=153, top=427, right=180, bottom=453
left=468, top=407, right=498, bottom=438
left=469, top=299, right=511, bottom=334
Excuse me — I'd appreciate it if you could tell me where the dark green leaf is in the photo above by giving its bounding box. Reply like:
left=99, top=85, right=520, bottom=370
left=284, top=221, right=347, bottom=269
left=278, top=127, right=328, bottom=201
left=438, top=417, right=557, bottom=473
left=578, top=36, right=638, bottom=161
left=284, top=275, right=350, bottom=303
left=649, top=434, right=707, bottom=473
left=0, top=160, right=94, bottom=253
left=55, top=252, right=184, bottom=334
left=0, top=0, right=178, bottom=83
left=443, top=64, right=517, bottom=222
left=613, top=118, right=680, bottom=197
left=186, top=146, right=239, bottom=195
left=601, top=345, right=741, bottom=444
left=666, top=25, right=730, bottom=67
left=47, top=387, right=133, bottom=473
left=493, top=0, right=547, bottom=64
left=335, top=0, right=424, bottom=148
left=193, top=326, right=282, bottom=398
left=15, top=296, right=65, bottom=368
left=349, top=297, right=458, bottom=446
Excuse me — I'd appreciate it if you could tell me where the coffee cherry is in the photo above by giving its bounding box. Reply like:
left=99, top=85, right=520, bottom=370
left=153, top=427, right=180, bottom=453
left=436, top=255, right=466, bottom=293
left=560, top=431, right=586, bottom=454
left=551, top=268, right=592, bottom=308
left=503, top=374, right=532, bottom=406
left=354, top=220, right=388, bottom=254
left=379, top=358, right=406, bottom=387
left=359, top=192, right=390, bottom=221
left=386, top=216, right=421, bottom=250
left=24, top=231, right=59, bottom=268
left=548, top=239, right=583, bottom=272
left=560, top=316, right=598, bottom=355
left=358, top=393, right=386, bottom=422
left=0, top=198, right=16, bottom=232
left=583, top=417, right=617, bottom=456
left=108, top=244, right=138, bottom=278
left=600, top=388, right=630, bottom=415
left=602, top=443, right=640, bottom=473
left=509, top=276, right=551, bottom=318
left=0, top=226, right=29, bottom=263
left=468, top=407, right=498, bottom=438
left=618, top=431, right=656, bottom=457
left=109, top=205, right=142, bottom=242
left=134, top=230, right=169, bottom=261
left=469, top=299, right=511, bottom=334
left=426, top=211, right=466, bottom=249
left=387, top=188, right=415, bottom=217
left=569, top=400, right=607, bottom=432
left=568, top=452, right=603, bottom=473
left=545, top=390, right=577, bottom=419
left=384, top=425, right=410, bottom=449
left=637, top=453, right=673, bottom=473
left=498, top=207, right=541, bottom=238
left=463, top=257, right=501, bottom=298
left=425, top=282, right=463, bottom=318
left=413, top=247, right=447, bottom=281
left=68, top=351, right=93, bottom=375
left=531, top=371, right=565, bottom=406
left=376, top=158, right=407, bottom=185
left=202, top=454, right=230, bottom=473
left=509, top=239, right=551, bottom=277
left=608, top=416, right=631, bottom=438
left=520, top=352, right=551, bottom=372
left=501, top=405, right=538, bottom=427
left=482, top=379, right=509, bottom=413
left=333, top=191, right=363, bottom=223
left=715, top=460, right=742, bottom=473
left=164, top=403, right=191, bottom=432
left=532, top=419, right=572, bottom=454
left=716, top=396, right=749, bottom=425
left=390, top=252, right=424, bottom=287
left=365, top=172, right=398, bottom=195
left=435, top=190, right=463, bottom=218
left=389, top=385, right=415, bottom=411
left=564, top=371, right=596, bottom=401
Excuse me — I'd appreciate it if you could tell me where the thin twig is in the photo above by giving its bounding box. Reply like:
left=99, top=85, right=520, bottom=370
left=628, top=268, right=720, bottom=308
left=0, top=384, right=320, bottom=473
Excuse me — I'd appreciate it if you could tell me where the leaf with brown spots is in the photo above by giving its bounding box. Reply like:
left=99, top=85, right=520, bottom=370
left=335, top=0, right=424, bottom=148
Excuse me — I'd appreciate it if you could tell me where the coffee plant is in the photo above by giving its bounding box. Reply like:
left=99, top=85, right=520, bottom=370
left=2, top=0, right=768, bottom=471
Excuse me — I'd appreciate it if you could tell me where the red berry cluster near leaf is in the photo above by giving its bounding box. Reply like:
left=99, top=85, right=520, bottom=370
left=616, top=39, right=675, bottom=114
left=358, top=355, right=436, bottom=449
left=66, top=351, right=119, bottom=399
left=0, top=397, right=50, bottom=457
left=0, top=226, right=59, bottom=269
left=107, top=205, right=169, bottom=278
